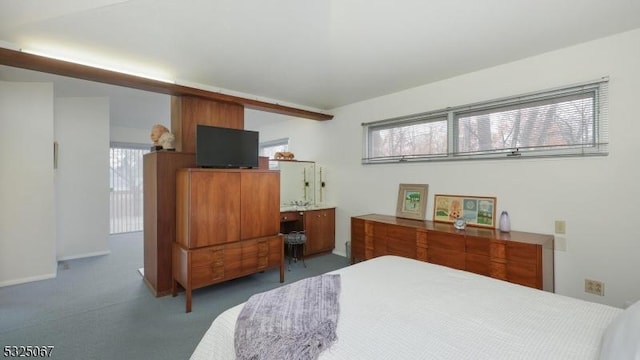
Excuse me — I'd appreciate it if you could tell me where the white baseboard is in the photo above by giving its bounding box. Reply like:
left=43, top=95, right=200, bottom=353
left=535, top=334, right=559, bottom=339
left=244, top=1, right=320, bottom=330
left=0, top=272, right=57, bottom=287
left=332, top=249, right=347, bottom=257
left=57, top=250, right=111, bottom=261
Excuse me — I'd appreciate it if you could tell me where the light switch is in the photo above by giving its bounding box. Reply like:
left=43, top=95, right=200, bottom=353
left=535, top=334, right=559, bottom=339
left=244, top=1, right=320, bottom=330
left=555, top=220, right=566, bottom=234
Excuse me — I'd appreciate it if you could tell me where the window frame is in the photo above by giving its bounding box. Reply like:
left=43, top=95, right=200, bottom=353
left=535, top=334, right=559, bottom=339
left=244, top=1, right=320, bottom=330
left=259, top=137, right=290, bottom=158
left=362, top=78, right=608, bottom=164
left=364, top=113, right=449, bottom=162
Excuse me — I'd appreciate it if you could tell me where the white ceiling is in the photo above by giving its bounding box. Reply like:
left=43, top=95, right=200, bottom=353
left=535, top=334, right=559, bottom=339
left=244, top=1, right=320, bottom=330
left=1, top=0, right=640, bottom=111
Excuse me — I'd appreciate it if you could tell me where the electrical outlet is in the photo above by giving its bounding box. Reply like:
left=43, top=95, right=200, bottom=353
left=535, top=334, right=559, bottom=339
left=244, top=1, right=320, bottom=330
left=585, top=279, right=604, bottom=296
left=555, top=220, right=566, bottom=234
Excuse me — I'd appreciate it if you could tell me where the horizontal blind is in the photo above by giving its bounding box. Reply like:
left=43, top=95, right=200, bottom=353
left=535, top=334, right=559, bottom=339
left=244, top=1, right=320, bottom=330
left=455, top=89, right=599, bottom=155
left=368, top=117, right=448, bottom=160
left=110, top=143, right=149, bottom=234
left=362, top=78, right=608, bottom=164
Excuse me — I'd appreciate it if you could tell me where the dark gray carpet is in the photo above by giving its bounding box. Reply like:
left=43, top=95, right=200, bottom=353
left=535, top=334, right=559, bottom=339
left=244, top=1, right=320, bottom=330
left=0, top=232, right=349, bottom=360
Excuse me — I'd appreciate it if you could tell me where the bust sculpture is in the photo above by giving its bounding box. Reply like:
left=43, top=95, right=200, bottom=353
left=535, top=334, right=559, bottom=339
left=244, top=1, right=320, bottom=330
left=150, top=124, right=175, bottom=150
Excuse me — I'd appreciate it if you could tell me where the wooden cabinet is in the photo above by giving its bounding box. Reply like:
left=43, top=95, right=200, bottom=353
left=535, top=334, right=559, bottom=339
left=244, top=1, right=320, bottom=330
left=240, top=171, right=281, bottom=240
left=173, top=168, right=284, bottom=312
left=176, top=170, right=241, bottom=248
left=303, top=208, right=336, bottom=256
left=278, top=208, right=336, bottom=257
left=351, top=214, right=554, bottom=292
left=143, top=151, right=196, bottom=297
left=176, top=169, right=280, bottom=249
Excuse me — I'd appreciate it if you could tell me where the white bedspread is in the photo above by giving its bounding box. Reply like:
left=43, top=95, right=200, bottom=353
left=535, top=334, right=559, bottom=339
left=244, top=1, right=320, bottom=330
left=191, top=255, right=621, bottom=360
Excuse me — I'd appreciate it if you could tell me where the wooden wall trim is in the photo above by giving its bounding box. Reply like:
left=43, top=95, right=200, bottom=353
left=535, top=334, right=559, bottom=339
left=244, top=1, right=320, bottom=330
left=0, top=47, right=333, bottom=121
left=171, top=96, right=244, bottom=152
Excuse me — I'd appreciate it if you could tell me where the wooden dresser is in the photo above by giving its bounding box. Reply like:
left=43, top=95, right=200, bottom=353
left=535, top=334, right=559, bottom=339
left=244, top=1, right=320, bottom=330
left=172, top=168, right=284, bottom=312
left=351, top=214, right=554, bottom=292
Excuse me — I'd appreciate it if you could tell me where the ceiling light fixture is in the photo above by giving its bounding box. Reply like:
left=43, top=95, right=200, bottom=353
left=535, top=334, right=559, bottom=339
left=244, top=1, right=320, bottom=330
left=20, top=48, right=176, bottom=84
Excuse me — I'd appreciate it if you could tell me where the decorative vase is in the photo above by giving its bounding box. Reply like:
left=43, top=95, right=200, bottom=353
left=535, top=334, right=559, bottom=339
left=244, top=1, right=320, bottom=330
left=499, top=211, right=511, bottom=232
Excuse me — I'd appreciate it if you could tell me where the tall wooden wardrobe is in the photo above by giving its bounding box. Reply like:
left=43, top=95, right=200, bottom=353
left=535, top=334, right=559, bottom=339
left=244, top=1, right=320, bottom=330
left=144, top=96, right=283, bottom=309
left=172, top=168, right=283, bottom=312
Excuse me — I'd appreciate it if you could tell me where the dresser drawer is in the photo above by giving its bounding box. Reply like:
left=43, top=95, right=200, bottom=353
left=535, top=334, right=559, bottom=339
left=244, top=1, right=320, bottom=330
left=191, top=247, right=224, bottom=267
left=506, top=261, right=540, bottom=289
left=191, top=263, right=224, bottom=288
left=387, top=238, right=417, bottom=259
left=280, top=211, right=300, bottom=222
left=428, top=232, right=465, bottom=252
left=466, top=253, right=490, bottom=276
left=466, top=237, right=490, bottom=256
left=428, top=247, right=465, bottom=270
left=506, top=242, right=539, bottom=265
left=383, top=224, right=415, bottom=255
left=385, top=225, right=415, bottom=241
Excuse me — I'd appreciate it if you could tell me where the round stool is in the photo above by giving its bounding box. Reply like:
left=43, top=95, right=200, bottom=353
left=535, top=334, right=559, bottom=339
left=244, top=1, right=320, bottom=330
left=284, top=231, right=307, bottom=271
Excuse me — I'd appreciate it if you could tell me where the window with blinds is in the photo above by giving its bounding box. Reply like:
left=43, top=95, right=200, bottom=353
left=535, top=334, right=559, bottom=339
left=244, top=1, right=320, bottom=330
left=362, top=79, right=608, bottom=163
left=260, top=138, right=289, bottom=159
left=110, top=143, right=149, bottom=234
left=368, top=115, right=448, bottom=160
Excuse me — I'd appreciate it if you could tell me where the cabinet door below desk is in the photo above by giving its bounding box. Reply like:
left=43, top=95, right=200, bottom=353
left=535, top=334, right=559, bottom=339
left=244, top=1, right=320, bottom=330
left=304, top=208, right=335, bottom=256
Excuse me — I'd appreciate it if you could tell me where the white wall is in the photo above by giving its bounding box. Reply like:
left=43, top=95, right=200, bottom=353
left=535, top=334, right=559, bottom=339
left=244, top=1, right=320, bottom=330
left=0, top=81, right=57, bottom=286
left=55, top=97, right=110, bottom=260
left=110, top=125, right=152, bottom=145
left=247, top=28, right=640, bottom=308
left=0, top=77, right=166, bottom=286
left=110, top=104, right=170, bottom=145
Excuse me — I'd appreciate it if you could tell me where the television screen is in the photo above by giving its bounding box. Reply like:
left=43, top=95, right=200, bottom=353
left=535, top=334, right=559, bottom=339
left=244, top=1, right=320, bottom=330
left=196, top=124, right=259, bottom=168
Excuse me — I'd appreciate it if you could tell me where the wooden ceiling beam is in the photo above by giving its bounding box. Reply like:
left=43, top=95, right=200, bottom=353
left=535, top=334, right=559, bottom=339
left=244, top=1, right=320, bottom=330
left=0, top=47, right=333, bottom=121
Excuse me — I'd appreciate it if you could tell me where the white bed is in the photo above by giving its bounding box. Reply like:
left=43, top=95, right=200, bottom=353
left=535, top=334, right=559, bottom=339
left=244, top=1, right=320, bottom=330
left=191, top=255, right=628, bottom=360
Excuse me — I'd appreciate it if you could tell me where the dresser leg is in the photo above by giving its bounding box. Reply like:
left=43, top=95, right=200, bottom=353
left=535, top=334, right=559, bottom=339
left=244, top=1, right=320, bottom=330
left=186, top=288, right=192, bottom=313
left=279, top=260, right=285, bottom=283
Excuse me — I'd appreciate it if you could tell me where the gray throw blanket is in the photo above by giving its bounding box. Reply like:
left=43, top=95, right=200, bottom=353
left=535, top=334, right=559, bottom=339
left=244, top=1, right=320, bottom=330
left=234, top=274, right=341, bottom=360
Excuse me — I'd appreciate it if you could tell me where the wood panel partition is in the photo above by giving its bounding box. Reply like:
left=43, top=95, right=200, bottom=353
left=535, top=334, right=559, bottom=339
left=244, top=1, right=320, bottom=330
left=170, top=96, right=244, bottom=152
left=143, top=151, right=196, bottom=296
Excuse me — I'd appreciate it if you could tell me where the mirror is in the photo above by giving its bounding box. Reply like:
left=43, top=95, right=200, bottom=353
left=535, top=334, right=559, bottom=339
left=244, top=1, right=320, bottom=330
left=270, top=160, right=315, bottom=207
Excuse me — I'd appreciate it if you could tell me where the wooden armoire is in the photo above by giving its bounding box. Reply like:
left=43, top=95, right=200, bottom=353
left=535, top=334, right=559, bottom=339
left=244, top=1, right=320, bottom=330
left=172, top=168, right=283, bottom=312
left=143, top=96, right=248, bottom=297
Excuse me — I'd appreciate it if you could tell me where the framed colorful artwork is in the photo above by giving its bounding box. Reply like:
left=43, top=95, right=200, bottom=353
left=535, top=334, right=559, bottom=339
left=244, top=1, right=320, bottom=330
left=433, top=194, right=497, bottom=228
left=396, top=184, right=428, bottom=220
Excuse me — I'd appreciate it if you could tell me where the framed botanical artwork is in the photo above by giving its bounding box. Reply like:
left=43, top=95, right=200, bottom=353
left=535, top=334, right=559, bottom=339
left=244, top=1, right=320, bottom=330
left=396, top=184, right=429, bottom=220
left=433, top=194, right=497, bottom=228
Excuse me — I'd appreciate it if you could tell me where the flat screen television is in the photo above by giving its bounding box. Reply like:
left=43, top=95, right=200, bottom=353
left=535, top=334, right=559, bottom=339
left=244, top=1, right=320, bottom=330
left=196, top=124, right=259, bottom=168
